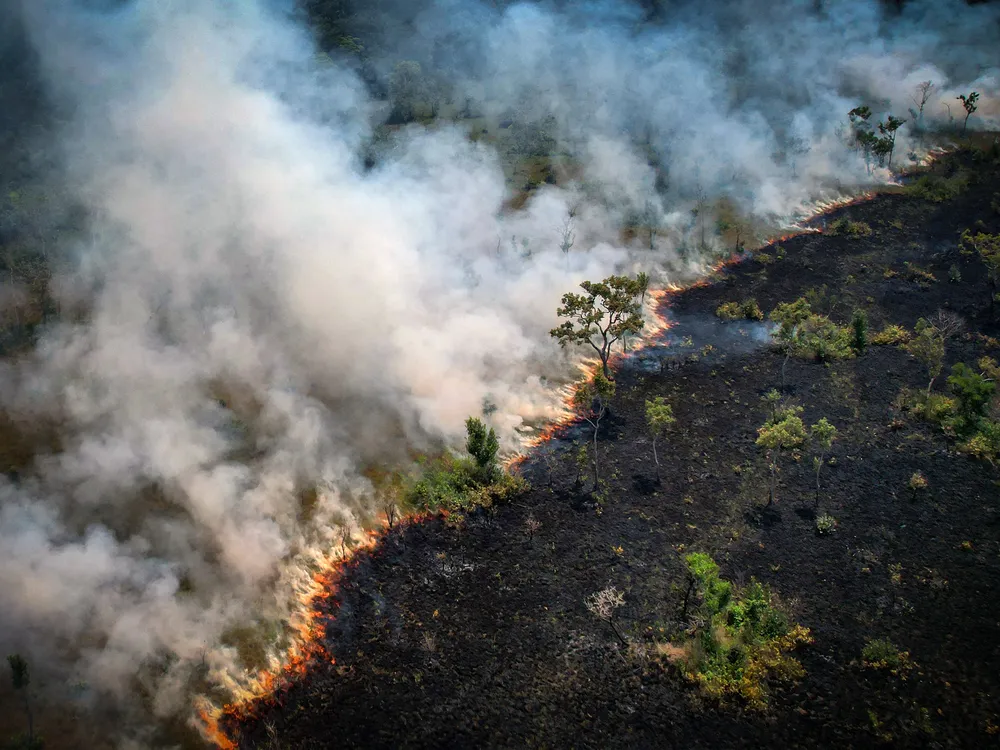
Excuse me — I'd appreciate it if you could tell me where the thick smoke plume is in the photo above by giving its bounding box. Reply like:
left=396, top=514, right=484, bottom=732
left=0, top=0, right=997, bottom=745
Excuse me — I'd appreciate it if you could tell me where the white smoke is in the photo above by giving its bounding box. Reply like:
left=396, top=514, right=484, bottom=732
left=0, top=0, right=996, bottom=746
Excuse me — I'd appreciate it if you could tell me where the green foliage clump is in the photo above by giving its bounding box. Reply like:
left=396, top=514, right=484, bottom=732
left=828, top=218, right=873, bottom=237
left=405, top=419, right=528, bottom=512
left=815, top=514, right=837, bottom=535
left=671, top=555, right=812, bottom=709
left=795, top=314, right=854, bottom=361
left=716, top=298, right=764, bottom=322
left=904, top=173, right=969, bottom=203
left=871, top=324, right=911, bottom=346
left=550, top=273, right=649, bottom=380
left=850, top=309, right=868, bottom=354
left=465, top=417, right=500, bottom=482
left=861, top=638, right=912, bottom=673
left=715, top=302, right=743, bottom=321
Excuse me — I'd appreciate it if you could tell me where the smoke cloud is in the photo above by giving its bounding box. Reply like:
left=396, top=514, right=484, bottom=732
left=0, top=0, right=997, bottom=745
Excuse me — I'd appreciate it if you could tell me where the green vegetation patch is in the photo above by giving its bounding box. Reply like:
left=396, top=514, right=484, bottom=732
left=665, top=553, right=812, bottom=709
left=405, top=417, right=529, bottom=512
left=716, top=298, right=764, bottom=322
left=904, top=173, right=969, bottom=203
left=828, top=218, right=873, bottom=238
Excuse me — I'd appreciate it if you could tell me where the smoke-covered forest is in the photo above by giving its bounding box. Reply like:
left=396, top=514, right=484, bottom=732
left=1, top=1, right=999, bottom=748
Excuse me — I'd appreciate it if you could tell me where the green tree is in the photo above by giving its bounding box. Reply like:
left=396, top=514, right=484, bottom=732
left=572, top=374, right=616, bottom=489
left=877, top=115, right=906, bottom=168
left=810, top=418, right=838, bottom=504
left=770, top=298, right=812, bottom=390
left=550, top=274, right=648, bottom=379
left=851, top=308, right=868, bottom=354
left=948, top=362, right=996, bottom=431
left=7, top=654, right=34, bottom=747
left=645, top=396, right=675, bottom=481
left=904, top=319, right=945, bottom=396
left=682, top=552, right=731, bottom=620
left=960, top=230, right=1000, bottom=312
left=957, top=92, right=979, bottom=135
left=465, top=416, right=500, bottom=483
left=756, top=410, right=807, bottom=506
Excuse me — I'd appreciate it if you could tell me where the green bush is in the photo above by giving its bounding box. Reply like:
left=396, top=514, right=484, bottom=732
left=815, top=514, right=837, bottom=535
left=904, top=173, right=969, bottom=203
left=716, top=299, right=764, bottom=322
left=742, top=298, right=765, bottom=321
left=794, top=314, right=854, bottom=361
left=669, top=554, right=812, bottom=709
left=871, top=324, right=911, bottom=346
left=828, top=218, right=872, bottom=237
left=862, top=638, right=911, bottom=671
left=715, top=302, right=743, bottom=321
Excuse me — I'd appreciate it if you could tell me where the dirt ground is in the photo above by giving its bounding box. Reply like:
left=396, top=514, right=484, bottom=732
left=227, top=148, right=1000, bottom=748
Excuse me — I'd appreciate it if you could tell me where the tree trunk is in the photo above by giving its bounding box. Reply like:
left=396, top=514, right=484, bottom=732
left=653, top=436, right=659, bottom=481
left=926, top=376, right=936, bottom=398
left=768, top=454, right=777, bottom=506
left=781, top=351, right=790, bottom=392
left=23, top=692, right=33, bottom=743
left=609, top=617, right=628, bottom=646
left=681, top=577, right=695, bottom=620
left=592, top=425, right=600, bottom=490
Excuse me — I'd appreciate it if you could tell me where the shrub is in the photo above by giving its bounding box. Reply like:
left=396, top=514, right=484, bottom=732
left=795, top=315, right=854, bottom=361
left=908, top=471, right=928, bottom=498
left=715, top=302, right=743, bottom=321
left=850, top=309, right=868, bottom=354
left=872, top=324, right=911, bottom=346
left=919, top=393, right=957, bottom=424
left=756, top=252, right=775, bottom=265
left=815, top=514, right=837, bottom=535
left=904, top=173, right=969, bottom=203
left=949, top=264, right=962, bottom=283
left=960, top=422, right=1000, bottom=463
left=862, top=638, right=912, bottom=672
left=828, top=218, right=873, bottom=237
left=717, top=299, right=764, bottom=322
left=948, top=362, right=995, bottom=430
left=903, top=262, right=937, bottom=284
left=741, top=298, right=764, bottom=321
left=668, top=559, right=811, bottom=709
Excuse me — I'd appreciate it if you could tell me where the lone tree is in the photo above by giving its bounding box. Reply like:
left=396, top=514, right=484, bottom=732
left=810, top=418, right=838, bottom=505
left=551, top=273, right=648, bottom=379
left=756, top=406, right=808, bottom=506
left=572, top=373, right=616, bottom=489
left=877, top=115, right=906, bottom=169
left=681, top=552, right=731, bottom=621
left=644, top=396, right=675, bottom=481
left=957, top=92, right=979, bottom=135
left=465, top=416, right=500, bottom=483
left=909, top=80, right=935, bottom=129
left=960, top=230, right=1000, bottom=312
left=850, top=308, right=868, bottom=354
left=904, top=318, right=945, bottom=396
left=585, top=585, right=627, bottom=645
left=7, top=654, right=34, bottom=747
left=770, top=298, right=812, bottom=391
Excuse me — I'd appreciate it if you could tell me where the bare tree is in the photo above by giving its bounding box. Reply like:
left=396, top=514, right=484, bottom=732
left=909, top=80, right=935, bottom=129
left=586, top=586, right=627, bottom=645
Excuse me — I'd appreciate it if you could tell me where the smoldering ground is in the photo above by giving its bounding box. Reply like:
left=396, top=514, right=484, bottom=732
left=0, top=0, right=997, bottom=746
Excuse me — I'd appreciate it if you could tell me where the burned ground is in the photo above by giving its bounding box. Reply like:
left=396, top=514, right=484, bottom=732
left=229, top=149, right=1000, bottom=749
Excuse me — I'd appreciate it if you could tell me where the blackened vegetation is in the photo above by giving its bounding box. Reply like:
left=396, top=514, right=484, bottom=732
left=229, top=148, right=1000, bottom=748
